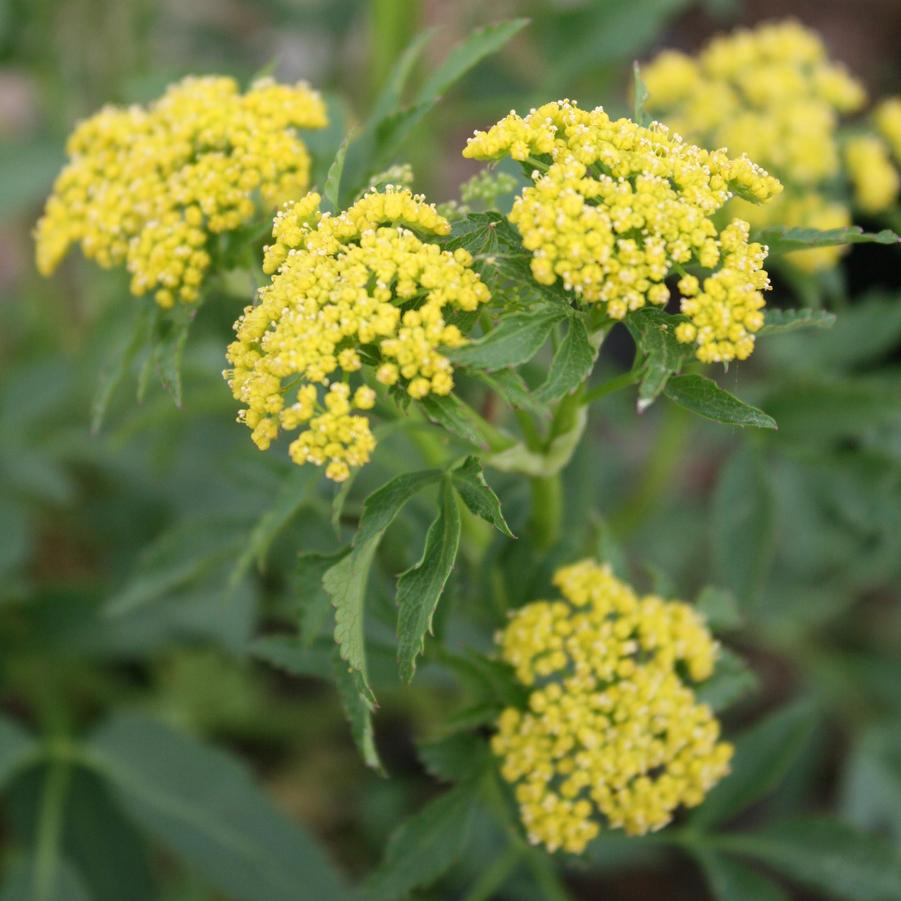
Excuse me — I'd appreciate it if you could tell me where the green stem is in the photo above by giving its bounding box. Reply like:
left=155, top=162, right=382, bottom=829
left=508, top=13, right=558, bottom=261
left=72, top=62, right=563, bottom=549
left=529, top=474, right=563, bottom=551
left=611, top=402, right=689, bottom=537
left=463, top=844, right=522, bottom=901
left=34, top=756, right=71, bottom=901
left=582, top=367, right=641, bottom=405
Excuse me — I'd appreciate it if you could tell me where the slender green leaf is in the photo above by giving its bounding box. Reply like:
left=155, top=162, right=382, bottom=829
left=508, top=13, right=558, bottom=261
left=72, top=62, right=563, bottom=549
left=694, top=849, right=790, bottom=901
left=87, top=715, right=351, bottom=901
left=0, top=855, right=89, bottom=901
left=665, top=374, right=777, bottom=429
left=633, top=61, right=650, bottom=127
left=692, top=701, right=817, bottom=828
left=323, top=130, right=354, bottom=211
left=396, top=480, right=462, bottom=682
left=419, top=393, right=486, bottom=447
left=711, top=447, right=776, bottom=607
left=451, top=457, right=514, bottom=537
left=760, top=308, right=836, bottom=336
left=331, top=648, right=383, bottom=773
left=756, top=224, right=900, bottom=256
left=721, top=818, right=901, bottom=900
left=152, top=306, right=195, bottom=407
left=296, top=549, right=349, bottom=646
left=357, top=469, right=444, bottom=545
left=535, top=318, right=599, bottom=403
left=370, top=28, right=439, bottom=123
left=473, top=368, right=549, bottom=415
left=695, top=647, right=759, bottom=713
left=449, top=306, right=566, bottom=371
left=365, top=782, right=477, bottom=900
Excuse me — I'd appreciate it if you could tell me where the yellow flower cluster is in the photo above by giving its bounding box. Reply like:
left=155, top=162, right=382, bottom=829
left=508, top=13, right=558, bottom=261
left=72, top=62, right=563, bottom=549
left=492, top=560, right=732, bottom=853
left=644, top=20, right=866, bottom=271
left=463, top=100, right=779, bottom=363
left=35, top=75, right=327, bottom=307
left=844, top=134, right=899, bottom=215
left=876, top=98, right=901, bottom=162
left=225, top=188, right=491, bottom=482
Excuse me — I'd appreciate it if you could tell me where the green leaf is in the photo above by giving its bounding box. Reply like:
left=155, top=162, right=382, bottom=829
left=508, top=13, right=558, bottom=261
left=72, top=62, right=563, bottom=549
left=323, top=130, right=354, bottom=212
left=759, top=308, right=837, bottom=336
left=296, top=549, right=348, bottom=646
left=451, top=457, right=514, bottom=537
left=841, top=725, right=901, bottom=844
left=633, top=61, right=650, bottom=127
left=419, top=393, right=486, bottom=448
left=364, top=781, right=477, bottom=900
left=396, top=480, right=462, bottom=682
left=694, top=849, right=790, bottom=901
left=473, top=368, right=549, bottom=416
left=535, top=318, right=600, bottom=403
left=0, top=714, right=37, bottom=790
left=415, top=20, right=528, bottom=107
left=721, top=818, right=901, bottom=900
left=324, top=470, right=443, bottom=699
left=369, top=28, right=439, bottom=123
left=696, top=586, right=744, bottom=631
left=417, top=732, right=491, bottom=784
left=626, top=308, right=694, bottom=408
left=86, top=715, right=351, bottom=901
left=756, top=224, right=900, bottom=256
left=0, top=855, right=90, bottom=901
left=692, top=701, right=817, bottom=828
left=449, top=305, right=566, bottom=371
left=331, top=648, right=384, bottom=774
left=711, top=447, right=776, bottom=608
left=250, top=635, right=332, bottom=679
left=91, top=304, right=155, bottom=434
left=664, top=374, right=777, bottom=429
left=152, top=305, right=196, bottom=408
left=230, top=467, right=318, bottom=587
left=695, top=647, right=759, bottom=713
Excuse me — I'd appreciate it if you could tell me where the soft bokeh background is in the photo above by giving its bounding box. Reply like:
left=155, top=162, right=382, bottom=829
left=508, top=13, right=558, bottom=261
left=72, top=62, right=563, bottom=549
left=2, top=1, right=900, bottom=899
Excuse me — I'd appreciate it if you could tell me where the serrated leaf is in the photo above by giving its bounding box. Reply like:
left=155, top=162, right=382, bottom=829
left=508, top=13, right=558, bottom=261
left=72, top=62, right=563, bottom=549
left=449, top=306, right=566, bottom=371
left=451, top=457, right=514, bottom=537
left=626, top=308, right=694, bottom=407
left=692, top=700, right=817, bottom=828
left=721, top=818, right=901, bottom=901
left=229, top=467, right=318, bottom=587
left=86, top=715, right=351, bottom=901
left=535, top=318, right=600, bottom=403
left=759, top=308, right=837, bottom=336
left=331, top=648, right=383, bottom=773
left=323, top=130, right=354, bottom=212
left=296, top=549, right=349, bottom=646
left=419, top=393, right=486, bottom=447
left=696, top=586, right=744, bottom=631
left=711, top=447, right=776, bottom=608
left=364, top=782, right=477, bottom=901
left=694, top=849, right=790, bottom=901
left=664, top=374, right=777, bottom=429
left=152, top=305, right=195, bottom=407
left=91, top=304, right=155, bottom=434
left=396, top=480, right=462, bottom=683
left=756, top=224, right=900, bottom=256
left=695, top=647, right=759, bottom=713
left=323, top=470, right=443, bottom=700
left=473, top=368, right=549, bottom=415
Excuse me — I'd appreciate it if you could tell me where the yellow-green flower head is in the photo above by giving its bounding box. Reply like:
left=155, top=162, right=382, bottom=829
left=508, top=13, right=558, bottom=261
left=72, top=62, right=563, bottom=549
left=643, top=20, right=865, bottom=272
left=875, top=98, right=901, bottom=163
left=492, top=560, right=732, bottom=853
left=463, top=100, right=779, bottom=363
left=225, top=188, right=491, bottom=482
left=34, top=75, right=327, bottom=308
left=844, top=134, right=900, bottom=215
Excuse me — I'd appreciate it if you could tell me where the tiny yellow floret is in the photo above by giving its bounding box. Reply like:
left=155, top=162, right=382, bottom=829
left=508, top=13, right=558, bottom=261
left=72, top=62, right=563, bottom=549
left=225, top=188, right=490, bottom=481
left=492, top=560, right=732, bottom=853
left=34, top=75, right=327, bottom=306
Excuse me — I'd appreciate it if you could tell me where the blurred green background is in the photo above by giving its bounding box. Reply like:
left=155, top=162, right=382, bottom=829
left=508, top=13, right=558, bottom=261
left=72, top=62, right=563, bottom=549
left=2, top=1, right=901, bottom=899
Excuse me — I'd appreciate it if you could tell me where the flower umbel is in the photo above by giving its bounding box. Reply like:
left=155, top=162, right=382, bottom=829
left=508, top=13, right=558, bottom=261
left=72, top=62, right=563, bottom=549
left=643, top=20, right=867, bottom=271
left=464, top=100, right=780, bottom=363
left=34, top=75, right=327, bottom=307
left=492, top=560, right=732, bottom=853
left=225, top=188, right=491, bottom=481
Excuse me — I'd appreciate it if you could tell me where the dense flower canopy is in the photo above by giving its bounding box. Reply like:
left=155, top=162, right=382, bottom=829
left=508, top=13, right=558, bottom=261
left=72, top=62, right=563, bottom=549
left=492, top=560, right=732, bottom=853
left=225, top=188, right=490, bottom=482
left=464, top=99, right=781, bottom=363
left=34, top=75, right=327, bottom=307
left=643, top=20, right=875, bottom=271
